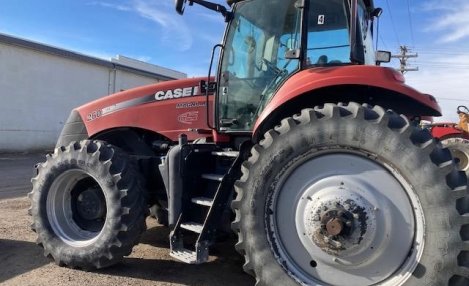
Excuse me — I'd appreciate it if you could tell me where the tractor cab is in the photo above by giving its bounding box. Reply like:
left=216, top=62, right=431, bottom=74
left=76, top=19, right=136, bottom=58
left=176, top=0, right=388, bottom=131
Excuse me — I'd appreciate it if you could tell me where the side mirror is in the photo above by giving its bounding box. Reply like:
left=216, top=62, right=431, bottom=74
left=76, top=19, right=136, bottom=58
left=175, top=0, right=187, bottom=15
left=376, top=50, right=391, bottom=65
left=371, top=8, right=383, bottom=18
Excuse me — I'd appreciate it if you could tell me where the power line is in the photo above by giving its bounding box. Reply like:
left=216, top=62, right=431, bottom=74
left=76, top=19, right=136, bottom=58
left=417, top=48, right=469, bottom=55
left=418, top=62, right=469, bottom=67
left=436, top=97, right=469, bottom=102
left=379, top=34, right=389, bottom=51
left=416, top=61, right=469, bottom=69
left=385, top=0, right=401, bottom=45
left=406, top=0, right=415, bottom=46
left=419, top=51, right=469, bottom=56
left=418, top=66, right=469, bottom=70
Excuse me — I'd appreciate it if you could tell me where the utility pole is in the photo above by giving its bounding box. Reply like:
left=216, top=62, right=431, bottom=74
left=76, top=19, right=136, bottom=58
left=391, top=45, right=419, bottom=74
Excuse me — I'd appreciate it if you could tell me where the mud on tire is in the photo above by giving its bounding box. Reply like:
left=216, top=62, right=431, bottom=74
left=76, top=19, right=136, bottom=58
left=29, top=140, right=147, bottom=269
left=232, top=103, right=469, bottom=285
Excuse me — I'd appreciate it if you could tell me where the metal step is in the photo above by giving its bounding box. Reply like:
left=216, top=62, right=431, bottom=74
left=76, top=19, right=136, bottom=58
left=201, top=173, right=223, bottom=182
left=170, top=248, right=197, bottom=264
left=191, top=197, right=213, bottom=207
left=181, top=222, right=204, bottom=233
left=211, top=150, right=239, bottom=158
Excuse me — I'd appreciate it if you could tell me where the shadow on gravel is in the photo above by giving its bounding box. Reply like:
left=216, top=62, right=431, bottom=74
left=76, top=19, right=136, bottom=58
left=101, top=224, right=256, bottom=286
left=138, top=224, right=172, bottom=249
left=100, top=255, right=255, bottom=286
left=0, top=239, right=49, bottom=283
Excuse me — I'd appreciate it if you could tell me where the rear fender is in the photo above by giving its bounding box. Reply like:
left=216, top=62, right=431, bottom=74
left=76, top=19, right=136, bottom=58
left=253, top=66, right=441, bottom=141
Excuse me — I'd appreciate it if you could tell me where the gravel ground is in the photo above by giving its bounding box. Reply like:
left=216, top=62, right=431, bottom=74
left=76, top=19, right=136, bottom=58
left=0, top=197, right=255, bottom=286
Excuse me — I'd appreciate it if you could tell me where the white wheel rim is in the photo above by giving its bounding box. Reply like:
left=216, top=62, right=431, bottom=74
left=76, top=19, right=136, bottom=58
left=47, top=169, right=106, bottom=247
left=268, top=151, right=425, bottom=286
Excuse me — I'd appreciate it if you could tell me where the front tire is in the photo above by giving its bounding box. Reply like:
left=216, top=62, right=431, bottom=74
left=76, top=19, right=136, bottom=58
left=232, top=103, right=468, bottom=285
left=29, top=140, right=147, bottom=269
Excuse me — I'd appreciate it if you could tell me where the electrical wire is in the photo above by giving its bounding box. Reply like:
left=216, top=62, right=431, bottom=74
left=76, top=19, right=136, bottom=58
left=385, top=0, right=401, bottom=46
left=436, top=97, right=469, bottom=102
left=379, top=34, right=389, bottom=51
left=406, top=0, right=415, bottom=47
left=418, top=51, right=469, bottom=56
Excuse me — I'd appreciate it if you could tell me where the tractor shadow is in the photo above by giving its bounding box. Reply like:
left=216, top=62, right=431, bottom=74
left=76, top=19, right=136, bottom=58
left=138, top=223, right=171, bottom=249
left=100, top=223, right=255, bottom=285
left=0, top=239, right=50, bottom=283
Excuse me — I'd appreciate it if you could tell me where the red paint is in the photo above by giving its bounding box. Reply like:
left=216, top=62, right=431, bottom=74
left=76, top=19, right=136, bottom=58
left=77, top=77, right=215, bottom=142
left=429, top=124, right=469, bottom=140
left=76, top=66, right=443, bottom=144
left=253, top=66, right=441, bottom=133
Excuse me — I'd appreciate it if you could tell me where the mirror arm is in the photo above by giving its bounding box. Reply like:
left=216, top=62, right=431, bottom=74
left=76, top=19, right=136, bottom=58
left=189, top=0, right=231, bottom=19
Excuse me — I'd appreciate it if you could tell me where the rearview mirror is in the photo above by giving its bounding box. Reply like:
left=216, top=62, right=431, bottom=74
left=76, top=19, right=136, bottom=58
left=371, top=8, right=383, bottom=18
left=376, top=50, right=391, bottom=65
left=175, top=0, right=187, bottom=15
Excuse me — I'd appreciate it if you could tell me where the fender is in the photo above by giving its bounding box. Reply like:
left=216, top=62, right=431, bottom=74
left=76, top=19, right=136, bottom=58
left=71, top=77, right=214, bottom=144
left=253, top=66, right=441, bottom=138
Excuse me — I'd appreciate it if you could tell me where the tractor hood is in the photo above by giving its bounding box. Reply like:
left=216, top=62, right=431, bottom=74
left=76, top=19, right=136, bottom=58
left=74, top=77, right=214, bottom=141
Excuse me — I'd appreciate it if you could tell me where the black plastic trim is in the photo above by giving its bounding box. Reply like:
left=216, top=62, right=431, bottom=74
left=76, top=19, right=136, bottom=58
left=56, top=110, right=88, bottom=148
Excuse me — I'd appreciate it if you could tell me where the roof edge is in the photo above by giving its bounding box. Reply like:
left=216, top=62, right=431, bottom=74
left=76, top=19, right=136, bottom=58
left=0, top=33, right=185, bottom=81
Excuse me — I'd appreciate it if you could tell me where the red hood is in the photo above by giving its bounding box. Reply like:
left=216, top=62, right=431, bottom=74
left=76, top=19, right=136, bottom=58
left=76, top=77, right=215, bottom=141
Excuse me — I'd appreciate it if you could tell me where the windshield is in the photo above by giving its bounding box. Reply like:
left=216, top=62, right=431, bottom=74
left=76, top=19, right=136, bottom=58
left=218, top=0, right=301, bottom=131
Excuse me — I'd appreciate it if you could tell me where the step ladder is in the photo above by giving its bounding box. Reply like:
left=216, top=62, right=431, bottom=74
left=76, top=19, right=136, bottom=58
left=169, top=146, right=248, bottom=264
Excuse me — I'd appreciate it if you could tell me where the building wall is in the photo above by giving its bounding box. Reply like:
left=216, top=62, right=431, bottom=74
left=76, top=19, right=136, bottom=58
left=0, top=42, right=173, bottom=152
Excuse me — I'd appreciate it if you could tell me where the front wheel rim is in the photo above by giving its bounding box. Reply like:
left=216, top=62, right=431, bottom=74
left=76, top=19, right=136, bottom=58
left=46, top=169, right=106, bottom=247
left=268, top=151, right=425, bottom=286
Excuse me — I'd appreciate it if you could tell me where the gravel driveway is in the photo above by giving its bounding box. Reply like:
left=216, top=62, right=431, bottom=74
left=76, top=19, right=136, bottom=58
left=0, top=153, right=255, bottom=286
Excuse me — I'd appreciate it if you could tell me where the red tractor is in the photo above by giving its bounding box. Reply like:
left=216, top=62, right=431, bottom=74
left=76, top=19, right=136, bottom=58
left=29, top=0, right=468, bottom=285
left=426, top=106, right=469, bottom=178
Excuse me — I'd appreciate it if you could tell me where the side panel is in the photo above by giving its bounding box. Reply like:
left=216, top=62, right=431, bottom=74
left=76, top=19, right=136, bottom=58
left=76, top=77, right=214, bottom=142
left=253, top=66, right=441, bottom=134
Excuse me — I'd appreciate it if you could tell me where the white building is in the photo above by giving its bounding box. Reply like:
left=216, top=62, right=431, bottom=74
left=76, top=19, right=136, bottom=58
left=0, top=33, right=186, bottom=152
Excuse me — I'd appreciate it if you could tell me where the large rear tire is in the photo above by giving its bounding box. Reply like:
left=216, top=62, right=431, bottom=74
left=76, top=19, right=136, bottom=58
left=232, top=103, right=469, bottom=285
left=29, top=140, right=147, bottom=269
left=441, top=137, right=469, bottom=178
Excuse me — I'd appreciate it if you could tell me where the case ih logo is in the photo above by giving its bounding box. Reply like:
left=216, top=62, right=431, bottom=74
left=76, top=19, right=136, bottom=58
left=155, top=86, right=199, bottom=101
left=178, top=111, right=199, bottom=124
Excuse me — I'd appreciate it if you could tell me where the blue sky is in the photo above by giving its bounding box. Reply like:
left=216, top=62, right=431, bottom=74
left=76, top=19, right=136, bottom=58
left=0, top=0, right=468, bottom=121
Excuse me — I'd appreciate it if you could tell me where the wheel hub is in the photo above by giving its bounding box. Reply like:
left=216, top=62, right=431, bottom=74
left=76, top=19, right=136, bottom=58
left=321, top=208, right=353, bottom=240
left=323, top=213, right=348, bottom=237
left=76, top=188, right=106, bottom=220
left=301, top=186, right=377, bottom=259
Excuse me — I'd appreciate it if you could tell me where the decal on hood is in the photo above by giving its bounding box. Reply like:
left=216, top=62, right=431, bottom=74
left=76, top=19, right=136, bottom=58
left=87, top=86, right=202, bottom=121
left=178, top=111, right=199, bottom=125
